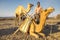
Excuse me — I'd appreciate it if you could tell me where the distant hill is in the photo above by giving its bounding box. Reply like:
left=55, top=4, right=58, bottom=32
left=0, top=14, right=60, bottom=20
left=56, top=14, right=60, bottom=19
left=0, top=17, right=15, bottom=20
left=47, top=14, right=60, bottom=20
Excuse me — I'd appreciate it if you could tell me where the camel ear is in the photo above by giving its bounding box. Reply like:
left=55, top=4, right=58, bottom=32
left=45, top=9, right=47, bottom=12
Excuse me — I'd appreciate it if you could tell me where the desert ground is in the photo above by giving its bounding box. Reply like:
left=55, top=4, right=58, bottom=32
left=0, top=17, right=60, bottom=40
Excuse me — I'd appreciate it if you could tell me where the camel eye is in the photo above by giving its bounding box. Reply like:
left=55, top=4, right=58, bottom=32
left=48, top=12, right=51, bottom=13
left=16, top=14, right=18, bottom=17
left=45, top=9, right=47, bottom=12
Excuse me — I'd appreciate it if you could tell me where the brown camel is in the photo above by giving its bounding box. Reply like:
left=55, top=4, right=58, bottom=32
left=13, top=7, right=54, bottom=39
left=15, top=3, right=33, bottom=26
left=29, top=7, right=54, bottom=38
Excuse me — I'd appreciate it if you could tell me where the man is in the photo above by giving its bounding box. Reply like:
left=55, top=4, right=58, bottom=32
left=35, top=1, right=42, bottom=14
left=34, top=1, right=43, bottom=24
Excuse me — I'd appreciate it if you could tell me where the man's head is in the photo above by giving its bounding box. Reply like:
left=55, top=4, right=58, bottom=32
left=37, top=1, right=40, bottom=7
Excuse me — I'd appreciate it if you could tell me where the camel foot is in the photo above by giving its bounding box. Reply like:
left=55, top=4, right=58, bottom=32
left=30, top=32, right=39, bottom=38
left=38, top=33, right=47, bottom=40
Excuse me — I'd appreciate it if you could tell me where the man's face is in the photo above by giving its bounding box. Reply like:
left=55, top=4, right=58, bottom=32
left=37, top=3, right=40, bottom=7
left=37, top=2, right=40, bottom=7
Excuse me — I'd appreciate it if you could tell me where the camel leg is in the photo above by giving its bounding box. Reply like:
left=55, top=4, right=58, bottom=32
left=39, top=33, right=47, bottom=40
left=15, top=14, right=19, bottom=27
left=29, top=22, right=39, bottom=38
left=35, top=25, right=45, bottom=38
left=13, top=27, right=20, bottom=35
left=15, top=16, right=18, bottom=27
left=38, top=33, right=45, bottom=37
left=35, top=25, right=46, bottom=39
left=33, top=20, right=46, bottom=38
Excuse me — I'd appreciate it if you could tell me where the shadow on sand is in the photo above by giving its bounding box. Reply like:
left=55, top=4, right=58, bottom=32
left=42, top=24, right=60, bottom=36
left=0, top=27, right=18, bottom=36
left=0, top=24, right=60, bottom=36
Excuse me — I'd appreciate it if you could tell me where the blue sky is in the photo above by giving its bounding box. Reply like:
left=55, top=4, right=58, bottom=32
left=0, top=0, right=60, bottom=17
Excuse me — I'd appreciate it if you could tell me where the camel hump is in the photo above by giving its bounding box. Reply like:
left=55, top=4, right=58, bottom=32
left=15, top=6, right=24, bottom=14
left=18, top=5, right=23, bottom=8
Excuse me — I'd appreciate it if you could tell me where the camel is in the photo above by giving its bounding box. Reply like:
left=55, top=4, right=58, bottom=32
left=29, top=7, right=54, bottom=38
left=13, top=7, right=54, bottom=39
left=15, top=3, right=33, bottom=26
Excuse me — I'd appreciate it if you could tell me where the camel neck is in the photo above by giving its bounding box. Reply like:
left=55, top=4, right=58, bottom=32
left=26, top=6, right=31, bottom=13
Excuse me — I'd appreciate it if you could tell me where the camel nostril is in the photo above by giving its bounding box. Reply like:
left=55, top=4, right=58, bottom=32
left=21, top=15, right=26, bottom=21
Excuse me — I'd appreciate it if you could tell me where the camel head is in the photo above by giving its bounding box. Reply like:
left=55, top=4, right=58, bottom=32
left=42, top=7, right=55, bottom=16
left=45, top=7, right=55, bottom=13
left=28, top=3, right=34, bottom=8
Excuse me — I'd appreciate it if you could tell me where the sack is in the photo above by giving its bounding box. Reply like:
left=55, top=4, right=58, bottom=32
left=34, top=13, right=40, bottom=24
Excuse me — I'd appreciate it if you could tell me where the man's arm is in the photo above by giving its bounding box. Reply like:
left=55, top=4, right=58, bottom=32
left=40, top=7, right=43, bottom=13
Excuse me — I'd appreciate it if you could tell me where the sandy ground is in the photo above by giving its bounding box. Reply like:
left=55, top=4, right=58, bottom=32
left=0, top=18, right=60, bottom=40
